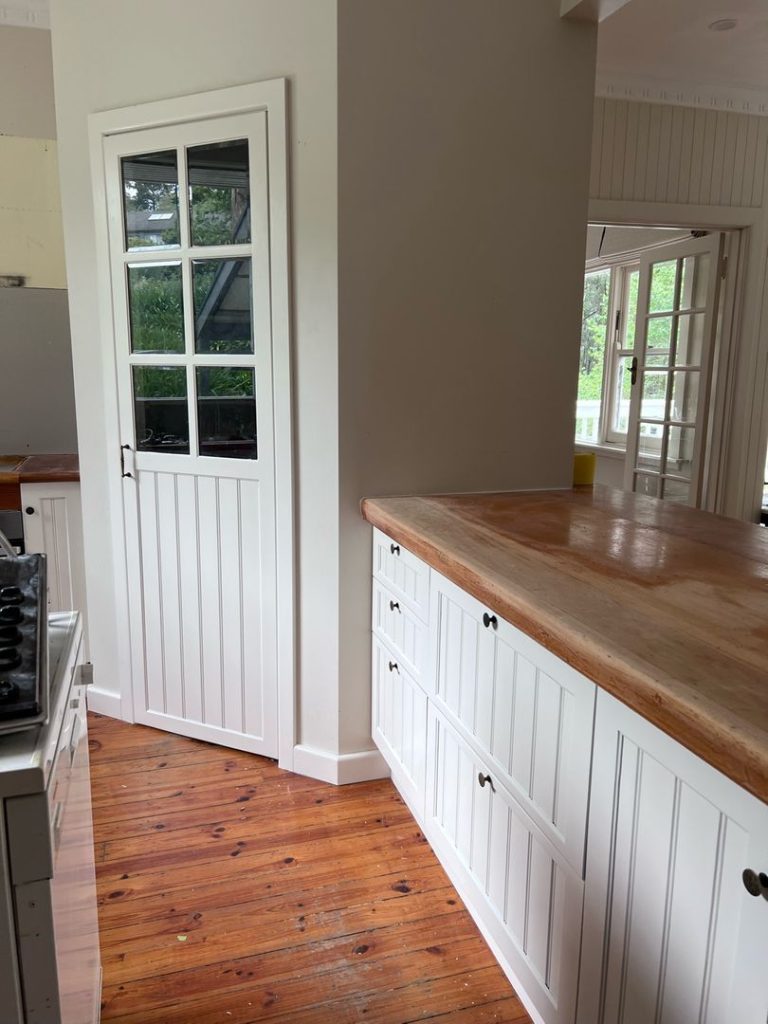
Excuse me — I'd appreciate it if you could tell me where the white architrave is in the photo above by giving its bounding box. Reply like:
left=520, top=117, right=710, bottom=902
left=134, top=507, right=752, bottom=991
left=561, top=0, right=632, bottom=22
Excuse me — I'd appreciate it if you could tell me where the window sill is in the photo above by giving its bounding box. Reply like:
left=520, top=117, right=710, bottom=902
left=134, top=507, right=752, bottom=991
left=575, top=442, right=626, bottom=461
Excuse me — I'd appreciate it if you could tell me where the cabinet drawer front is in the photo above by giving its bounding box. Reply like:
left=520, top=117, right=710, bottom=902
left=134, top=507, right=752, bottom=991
left=372, top=637, right=428, bottom=814
left=426, top=707, right=583, bottom=1024
left=372, top=580, right=430, bottom=688
left=431, top=571, right=595, bottom=872
left=372, top=528, right=430, bottom=622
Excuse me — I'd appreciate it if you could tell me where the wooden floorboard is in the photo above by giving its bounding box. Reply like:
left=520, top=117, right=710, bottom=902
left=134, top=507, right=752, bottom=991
left=89, top=712, right=532, bottom=1023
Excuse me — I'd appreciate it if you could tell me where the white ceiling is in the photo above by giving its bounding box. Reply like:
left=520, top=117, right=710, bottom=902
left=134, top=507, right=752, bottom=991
left=597, top=0, right=768, bottom=115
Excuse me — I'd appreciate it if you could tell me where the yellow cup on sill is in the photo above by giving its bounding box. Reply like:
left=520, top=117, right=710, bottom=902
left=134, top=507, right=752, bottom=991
left=573, top=451, right=596, bottom=487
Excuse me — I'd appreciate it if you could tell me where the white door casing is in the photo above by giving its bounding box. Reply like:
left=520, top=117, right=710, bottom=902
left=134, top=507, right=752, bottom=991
left=623, top=232, right=724, bottom=506
left=89, top=82, right=293, bottom=764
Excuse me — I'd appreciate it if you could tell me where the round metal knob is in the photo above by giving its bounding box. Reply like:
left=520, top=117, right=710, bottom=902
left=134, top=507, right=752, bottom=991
left=482, top=612, right=498, bottom=630
left=25, top=506, right=35, bottom=515
left=390, top=544, right=400, bottom=556
left=388, top=661, right=399, bottom=674
left=743, top=868, right=768, bottom=899
left=478, top=772, right=494, bottom=791
left=389, top=600, right=400, bottom=613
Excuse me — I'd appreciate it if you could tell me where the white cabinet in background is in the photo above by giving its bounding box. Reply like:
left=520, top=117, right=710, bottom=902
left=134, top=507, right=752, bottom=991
left=20, top=481, right=86, bottom=623
left=578, top=690, right=768, bottom=1024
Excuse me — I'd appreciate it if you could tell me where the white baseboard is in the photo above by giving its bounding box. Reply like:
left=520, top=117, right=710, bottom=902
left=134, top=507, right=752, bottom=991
left=85, top=685, right=123, bottom=719
left=292, top=743, right=390, bottom=786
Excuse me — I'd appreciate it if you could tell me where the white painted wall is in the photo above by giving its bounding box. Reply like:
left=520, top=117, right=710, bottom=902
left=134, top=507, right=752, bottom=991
left=589, top=98, right=768, bottom=520
left=49, top=0, right=340, bottom=752
left=337, top=3, right=597, bottom=753
left=0, top=26, right=56, bottom=139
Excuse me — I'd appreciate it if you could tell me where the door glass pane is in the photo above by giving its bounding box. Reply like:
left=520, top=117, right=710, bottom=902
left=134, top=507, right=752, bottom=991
left=670, top=370, right=699, bottom=423
left=623, top=268, right=640, bottom=349
left=641, top=372, right=668, bottom=421
left=196, top=367, right=257, bottom=459
left=188, top=139, right=250, bottom=246
left=611, top=356, right=633, bottom=434
left=649, top=260, right=678, bottom=313
left=665, top=426, right=695, bottom=478
left=122, top=151, right=180, bottom=250
left=634, top=472, right=660, bottom=497
left=680, top=253, right=710, bottom=310
left=661, top=477, right=691, bottom=503
left=640, top=420, right=664, bottom=445
left=576, top=269, right=610, bottom=443
left=128, top=263, right=184, bottom=353
left=675, top=313, right=705, bottom=367
left=192, top=258, right=253, bottom=354
left=646, top=315, right=674, bottom=354
left=133, top=367, right=189, bottom=453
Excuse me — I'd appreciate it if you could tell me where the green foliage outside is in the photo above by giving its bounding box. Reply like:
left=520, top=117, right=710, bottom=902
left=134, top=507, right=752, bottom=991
left=578, top=270, right=610, bottom=402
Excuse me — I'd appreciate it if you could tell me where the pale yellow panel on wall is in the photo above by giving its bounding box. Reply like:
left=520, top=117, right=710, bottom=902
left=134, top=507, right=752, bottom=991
left=0, top=136, right=66, bottom=288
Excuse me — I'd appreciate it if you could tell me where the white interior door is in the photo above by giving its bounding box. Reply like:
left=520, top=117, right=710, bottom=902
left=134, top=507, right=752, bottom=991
left=623, top=233, right=724, bottom=506
left=102, top=112, right=279, bottom=755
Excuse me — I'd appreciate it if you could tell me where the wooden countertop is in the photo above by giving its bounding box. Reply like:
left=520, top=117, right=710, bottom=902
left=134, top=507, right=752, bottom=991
left=361, top=486, right=768, bottom=804
left=0, top=454, right=79, bottom=485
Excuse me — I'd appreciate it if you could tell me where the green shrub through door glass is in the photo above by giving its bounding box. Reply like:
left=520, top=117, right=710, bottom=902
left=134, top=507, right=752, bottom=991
left=128, top=263, right=184, bottom=353
left=133, top=366, right=189, bottom=454
left=192, top=258, right=253, bottom=354
left=196, top=367, right=257, bottom=459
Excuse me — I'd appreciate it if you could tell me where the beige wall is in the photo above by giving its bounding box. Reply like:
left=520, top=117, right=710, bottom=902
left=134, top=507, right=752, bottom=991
left=0, top=26, right=56, bottom=138
left=590, top=97, right=768, bottom=519
left=50, top=0, right=340, bottom=750
left=337, top=2, right=597, bottom=752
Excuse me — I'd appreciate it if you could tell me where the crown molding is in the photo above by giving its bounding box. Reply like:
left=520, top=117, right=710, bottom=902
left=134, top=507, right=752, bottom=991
left=0, top=2, right=49, bottom=29
left=596, top=71, right=768, bottom=118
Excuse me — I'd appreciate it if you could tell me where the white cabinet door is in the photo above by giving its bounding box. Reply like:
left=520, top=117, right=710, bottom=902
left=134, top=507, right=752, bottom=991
left=579, top=690, right=768, bottom=1024
left=426, top=706, right=584, bottom=1024
left=21, top=482, right=87, bottom=622
left=431, top=571, right=596, bottom=873
left=372, top=528, right=430, bottom=623
left=372, top=637, right=428, bottom=815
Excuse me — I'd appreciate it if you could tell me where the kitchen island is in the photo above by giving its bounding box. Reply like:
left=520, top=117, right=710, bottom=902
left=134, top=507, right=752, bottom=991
left=362, top=486, right=768, bottom=1024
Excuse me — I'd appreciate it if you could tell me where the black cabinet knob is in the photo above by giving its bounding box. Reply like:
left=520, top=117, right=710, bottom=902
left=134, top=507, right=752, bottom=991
left=478, top=772, right=495, bottom=791
left=25, top=507, right=35, bottom=516
left=388, top=661, right=399, bottom=674
left=482, top=612, right=498, bottom=630
left=389, top=600, right=400, bottom=613
left=743, top=868, right=768, bottom=900
left=390, top=543, right=400, bottom=556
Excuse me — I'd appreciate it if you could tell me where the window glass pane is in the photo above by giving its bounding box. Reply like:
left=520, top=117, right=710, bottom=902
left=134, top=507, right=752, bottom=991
left=623, top=268, right=640, bottom=349
left=665, top=426, right=695, bottom=478
left=196, top=367, right=257, bottom=459
left=611, top=355, right=633, bottom=434
left=575, top=269, right=610, bottom=443
left=192, top=258, right=253, bottom=354
left=128, top=263, right=184, bottom=354
left=680, top=253, right=710, bottom=310
left=640, top=421, right=664, bottom=445
left=133, top=367, right=189, bottom=453
left=661, top=477, right=691, bottom=503
left=646, top=315, right=674, bottom=354
left=649, top=260, right=678, bottom=314
left=188, top=139, right=250, bottom=246
left=122, top=151, right=179, bottom=250
left=670, top=370, right=699, bottom=423
left=675, top=313, right=706, bottom=367
left=634, top=472, right=660, bottom=497
left=641, top=371, right=668, bottom=421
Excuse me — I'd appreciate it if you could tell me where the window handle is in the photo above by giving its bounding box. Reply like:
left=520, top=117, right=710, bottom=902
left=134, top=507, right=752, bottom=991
left=628, top=356, right=638, bottom=386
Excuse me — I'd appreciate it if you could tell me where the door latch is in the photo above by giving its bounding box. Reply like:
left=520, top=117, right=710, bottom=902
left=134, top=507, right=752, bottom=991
left=120, top=443, right=134, bottom=479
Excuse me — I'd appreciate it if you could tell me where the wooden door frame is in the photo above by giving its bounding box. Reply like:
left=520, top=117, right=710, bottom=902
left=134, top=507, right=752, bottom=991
left=88, top=80, right=296, bottom=770
left=589, top=198, right=763, bottom=519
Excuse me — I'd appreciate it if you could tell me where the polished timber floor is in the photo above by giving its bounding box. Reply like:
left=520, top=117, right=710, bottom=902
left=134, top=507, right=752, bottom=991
left=89, top=712, right=531, bottom=1023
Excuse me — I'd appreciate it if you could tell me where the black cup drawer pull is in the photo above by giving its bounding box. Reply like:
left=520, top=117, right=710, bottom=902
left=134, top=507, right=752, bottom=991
left=478, top=772, right=495, bottom=792
left=482, top=612, right=498, bottom=630
left=388, top=661, right=400, bottom=674
left=390, top=543, right=400, bottom=556
left=389, top=600, right=401, bottom=613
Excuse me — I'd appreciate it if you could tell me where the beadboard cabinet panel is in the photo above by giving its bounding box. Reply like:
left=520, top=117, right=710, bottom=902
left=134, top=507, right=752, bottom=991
left=431, top=571, right=596, bottom=873
left=372, top=528, right=430, bottom=622
left=426, top=707, right=584, bottom=1024
left=372, top=579, right=429, bottom=689
left=578, top=690, right=768, bottom=1024
left=371, top=636, right=428, bottom=815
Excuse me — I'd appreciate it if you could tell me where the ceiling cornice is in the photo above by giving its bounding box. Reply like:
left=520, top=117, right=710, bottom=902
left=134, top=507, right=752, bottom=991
left=0, top=2, right=49, bottom=30
left=596, top=71, right=768, bottom=119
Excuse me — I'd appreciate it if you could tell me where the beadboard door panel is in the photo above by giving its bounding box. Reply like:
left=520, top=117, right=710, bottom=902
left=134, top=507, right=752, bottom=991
left=426, top=707, right=584, bottom=1024
left=431, top=571, right=596, bottom=873
left=20, top=482, right=85, bottom=618
left=578, top=690, right=768, bottom=1024
left=371, top=636, right=428, bottom=815
left=372, top=528, right=430, bottom=622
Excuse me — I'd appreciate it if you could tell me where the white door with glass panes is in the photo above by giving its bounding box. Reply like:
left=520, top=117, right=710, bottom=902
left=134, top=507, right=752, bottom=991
left=624, top=234, right=724, bottom=505
left=102, top=112, right=280, bottom=755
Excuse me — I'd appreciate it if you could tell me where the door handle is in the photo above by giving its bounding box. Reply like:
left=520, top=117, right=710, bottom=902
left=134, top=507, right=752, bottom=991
left=120, top=443, right=134, bottom=479
left=628, top=356, right=639, bottom=386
